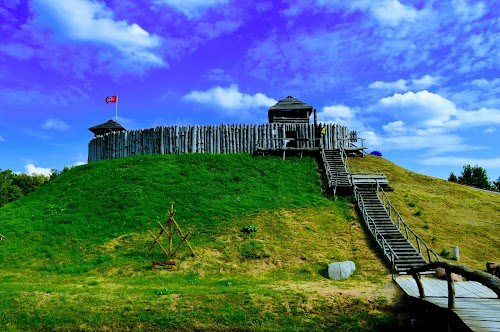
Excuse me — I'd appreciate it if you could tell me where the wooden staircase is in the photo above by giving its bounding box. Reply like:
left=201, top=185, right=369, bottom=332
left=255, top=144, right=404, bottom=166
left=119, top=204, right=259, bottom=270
left=319, top=144, right=438, bottom=274
left=321, top=148, right=352, bottom=196
left=355, top=187, right=430, bottom=274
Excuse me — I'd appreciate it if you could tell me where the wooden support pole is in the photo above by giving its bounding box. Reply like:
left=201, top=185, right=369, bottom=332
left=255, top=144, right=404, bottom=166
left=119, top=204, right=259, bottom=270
left=446, top=267, right=456, bottom=309
left=412, top=272, right=426, bottom=298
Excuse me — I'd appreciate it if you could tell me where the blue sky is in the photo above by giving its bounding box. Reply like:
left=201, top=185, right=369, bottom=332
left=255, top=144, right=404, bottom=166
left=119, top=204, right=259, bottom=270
left=0, top=0, right=499, bottom=181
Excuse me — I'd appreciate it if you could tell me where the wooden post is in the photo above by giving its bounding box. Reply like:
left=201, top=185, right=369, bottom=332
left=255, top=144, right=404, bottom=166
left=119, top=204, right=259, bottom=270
left=446, top=267, right=456, bottom=309
left=412, top=272, right=426, bottom=298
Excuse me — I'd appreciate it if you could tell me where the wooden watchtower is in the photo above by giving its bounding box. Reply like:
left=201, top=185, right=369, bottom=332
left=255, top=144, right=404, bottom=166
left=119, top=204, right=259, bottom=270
left=268, top=96, right=314, bottom=148
left=88, top=119, right=126, bottom=137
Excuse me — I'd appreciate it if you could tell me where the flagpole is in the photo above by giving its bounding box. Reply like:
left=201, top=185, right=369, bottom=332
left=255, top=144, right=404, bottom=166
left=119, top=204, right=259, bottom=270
left=115, top=95, right=118, bottom=121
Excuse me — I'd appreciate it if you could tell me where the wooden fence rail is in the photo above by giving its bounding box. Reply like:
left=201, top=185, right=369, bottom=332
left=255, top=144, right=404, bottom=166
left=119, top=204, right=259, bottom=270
left=88, top=123, right=355, bottom=162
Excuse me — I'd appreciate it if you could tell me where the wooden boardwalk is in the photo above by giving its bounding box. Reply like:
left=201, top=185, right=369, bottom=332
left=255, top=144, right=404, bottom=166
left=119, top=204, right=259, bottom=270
left=395, top=276, right=500, bottom=331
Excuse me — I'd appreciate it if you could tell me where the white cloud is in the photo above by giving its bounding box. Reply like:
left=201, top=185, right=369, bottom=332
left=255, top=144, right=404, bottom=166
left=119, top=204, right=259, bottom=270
left=382, top=121, right=406, bottom=134
left=31, top=0, right=165, bottom=71
left=0, top=135, right=4, bottom=142
left=24, top=164, right=52, bottom=176
left=374, top=90, right=458, bottom=127
left=483, top=128, right=495, bottom=133
left=317, top=104, right=369, bottom=131
left=454, top=107, right=500, bottom=129
left=154, top=0, right=229, bottom=18
left=184, top=84, right=277, bottom=113
left=421, top=157, right=500, bottom=169
left=411, top=75, right=440, bottom=90
left=360, top=130, right=479, bottom=154
left=320, top=105, right=353, bottom=120
left=42, top=118, right=69, bottom=131
left=368, top=75, right=440, bottom=92
left=369, top=79, right=408, bottom=91
left=367, top=0, right=419, bottom=27
left=73, top=161, right=86, bottom=166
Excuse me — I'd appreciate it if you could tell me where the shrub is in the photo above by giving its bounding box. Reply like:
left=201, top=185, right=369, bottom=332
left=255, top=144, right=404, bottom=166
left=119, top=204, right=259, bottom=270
left=439, top=248, right=450, bottom=258
left=242, top=224, right=257, bottom=234
left=369, top=151, right=382, bottom=157
left=448, top=172, right=458, bottom=182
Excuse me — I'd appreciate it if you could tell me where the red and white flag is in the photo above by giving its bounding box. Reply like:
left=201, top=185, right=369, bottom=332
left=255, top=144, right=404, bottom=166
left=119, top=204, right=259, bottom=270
left=105, top=95, right=117, bottom=103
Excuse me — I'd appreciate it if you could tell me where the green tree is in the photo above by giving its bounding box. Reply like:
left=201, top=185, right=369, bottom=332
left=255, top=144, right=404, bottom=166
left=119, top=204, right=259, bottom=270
left=493, top=176, right=500, bottom=191
left=457, top=164, right=492, bottom=189
left=12, top=173, right=49, bottom=196
left=448, top=172, right=458, bottom=182
left=0, top=170, right=23, bottom=207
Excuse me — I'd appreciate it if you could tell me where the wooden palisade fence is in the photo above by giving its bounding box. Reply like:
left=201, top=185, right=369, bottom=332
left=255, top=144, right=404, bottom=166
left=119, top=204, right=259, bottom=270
left=88, top=123, right=354, bottom=162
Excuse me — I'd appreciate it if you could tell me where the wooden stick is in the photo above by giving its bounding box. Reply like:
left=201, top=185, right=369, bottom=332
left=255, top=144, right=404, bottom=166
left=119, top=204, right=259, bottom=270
left=147, top=230, right=170, bottom=257
left=171, top=218, right=196, bottom=257
left=170, top=228, right=194, bottom=258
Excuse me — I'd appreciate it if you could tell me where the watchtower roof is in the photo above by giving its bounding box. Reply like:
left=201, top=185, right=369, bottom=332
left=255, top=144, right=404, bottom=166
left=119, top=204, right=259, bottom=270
left=268, top=96, right=313, bottom=123
left=89, top=119, right=126, bottom=136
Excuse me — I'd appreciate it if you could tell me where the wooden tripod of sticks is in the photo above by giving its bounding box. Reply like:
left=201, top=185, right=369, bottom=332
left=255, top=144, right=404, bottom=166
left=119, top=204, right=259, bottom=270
left=147, top=202, right=195, bottom=269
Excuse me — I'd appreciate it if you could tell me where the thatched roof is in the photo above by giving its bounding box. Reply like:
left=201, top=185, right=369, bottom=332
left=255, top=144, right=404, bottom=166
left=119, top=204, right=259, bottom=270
left=89, top=119, right=126, bottom=136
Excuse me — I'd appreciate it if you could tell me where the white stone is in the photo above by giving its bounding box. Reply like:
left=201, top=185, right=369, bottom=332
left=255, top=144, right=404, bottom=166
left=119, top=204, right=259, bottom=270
left=328, top=261, right=356, bottom=280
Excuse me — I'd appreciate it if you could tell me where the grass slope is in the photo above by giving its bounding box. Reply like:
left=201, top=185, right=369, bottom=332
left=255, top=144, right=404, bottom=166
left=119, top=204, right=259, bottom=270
left=349, top=156, right=500, bottom=270
left=0, top=154, right=402, bottom=331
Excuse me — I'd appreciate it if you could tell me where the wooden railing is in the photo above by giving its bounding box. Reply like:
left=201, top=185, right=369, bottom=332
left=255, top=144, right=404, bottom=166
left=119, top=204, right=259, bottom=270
left=376, top=183, right=440, bottom=263
left=339, top=145, right=351, bottom=175
left=320, top=142, right=337, bottom=197
left=319, top=142, right=352, bottom=198
left=354, top=186, right=399, bottom=275
left=410, top=262, right=500, bottom=309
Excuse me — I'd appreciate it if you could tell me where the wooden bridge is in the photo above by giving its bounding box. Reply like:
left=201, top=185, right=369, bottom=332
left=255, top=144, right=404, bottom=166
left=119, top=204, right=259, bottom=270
left=396, top=262, right=500, bottom=331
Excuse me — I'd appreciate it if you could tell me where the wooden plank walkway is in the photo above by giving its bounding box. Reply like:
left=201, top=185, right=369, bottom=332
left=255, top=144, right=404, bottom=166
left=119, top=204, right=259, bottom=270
left=395, top=276, right=500, bottom=331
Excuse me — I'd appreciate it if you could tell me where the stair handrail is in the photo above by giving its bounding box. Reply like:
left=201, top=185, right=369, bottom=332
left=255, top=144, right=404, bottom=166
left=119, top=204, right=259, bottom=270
left=354, top=186, right=399, bottom=274
left=320, top=142, right=342, bottom=198
left=375, top=183, right=440, bottom=263
left=338, top=145, right=351, bottom=179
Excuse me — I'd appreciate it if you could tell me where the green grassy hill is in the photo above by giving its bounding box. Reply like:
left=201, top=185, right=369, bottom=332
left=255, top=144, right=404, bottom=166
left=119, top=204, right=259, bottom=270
left=1, top=153, right=497, bottom=331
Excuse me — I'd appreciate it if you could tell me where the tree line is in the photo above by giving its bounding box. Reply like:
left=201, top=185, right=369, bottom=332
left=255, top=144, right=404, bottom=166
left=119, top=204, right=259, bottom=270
left=448, top=164, right=500, bottom=191
left=0, top=167, right=70, bottom=208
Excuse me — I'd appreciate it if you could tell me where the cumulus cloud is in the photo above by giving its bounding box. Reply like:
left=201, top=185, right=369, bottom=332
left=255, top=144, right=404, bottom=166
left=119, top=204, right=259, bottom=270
left=42, top=118, right=69, bottom=131
left=318, top=105, right=354, bottom=125
left=24, top=164, right=52, bottom=176
left=30, top=0, right=165, bottom=71
left=184, top=84, right=277, bottom=113
left=373, top=90, right=458, bottom=127
left=154, top=0, right=229, bottom=18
